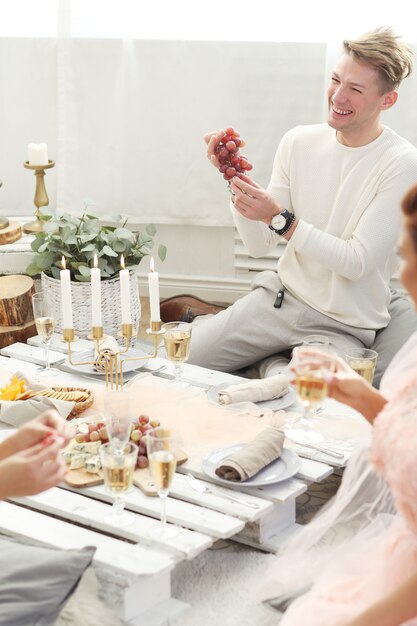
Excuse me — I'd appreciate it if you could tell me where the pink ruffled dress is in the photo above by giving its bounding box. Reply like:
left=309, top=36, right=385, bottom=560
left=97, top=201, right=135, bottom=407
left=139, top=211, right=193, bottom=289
left=278, top=333, right=417, bottom=626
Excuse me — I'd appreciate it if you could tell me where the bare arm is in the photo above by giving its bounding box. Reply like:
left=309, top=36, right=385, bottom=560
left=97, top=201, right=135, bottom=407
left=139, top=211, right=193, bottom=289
left=343, top=569, right=417, bottom=626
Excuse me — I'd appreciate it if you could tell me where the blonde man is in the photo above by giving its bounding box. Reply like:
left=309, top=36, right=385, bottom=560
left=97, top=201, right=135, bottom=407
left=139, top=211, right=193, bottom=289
left=172, top=27, right=417, bottom=380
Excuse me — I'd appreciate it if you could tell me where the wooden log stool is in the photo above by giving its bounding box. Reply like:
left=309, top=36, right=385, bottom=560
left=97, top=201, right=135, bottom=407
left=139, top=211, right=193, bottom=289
left=0, top=275, right=37, bottom=348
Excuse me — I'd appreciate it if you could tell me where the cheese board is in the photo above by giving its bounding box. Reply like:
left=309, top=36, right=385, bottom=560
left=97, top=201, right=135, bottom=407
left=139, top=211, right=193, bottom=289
left=64, top=448, right=188, bottom=495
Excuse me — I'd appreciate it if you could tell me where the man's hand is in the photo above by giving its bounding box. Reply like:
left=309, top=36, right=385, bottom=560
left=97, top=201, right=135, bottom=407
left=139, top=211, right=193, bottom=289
left=0, top=410, right=74, bottom=460
left=0, top=437, right=68, bottom=499
left=204, top=129, right=225, bottom=168
left=230, top=174, right=283, bottom=223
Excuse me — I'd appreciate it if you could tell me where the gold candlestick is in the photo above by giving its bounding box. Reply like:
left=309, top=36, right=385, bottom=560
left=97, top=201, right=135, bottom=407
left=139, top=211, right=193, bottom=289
left=23, top=160, right=55, bottom=234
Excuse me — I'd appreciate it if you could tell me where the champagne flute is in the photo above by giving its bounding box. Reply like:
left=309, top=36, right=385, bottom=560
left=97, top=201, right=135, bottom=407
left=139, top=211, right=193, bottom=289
left=31, top=292, right=59, bottom=376
left=302, top=335, right=330, bottom=414
left=162, top=321, right=192, bottom=386
left=99, top=442, right=138, bottom=526
left=287, top=346, right=336, bottom=444
left=345, top=348, right=378, bottom=384
left=103, top=390, right=133, bottom=452
left=146, top=427, right=178, bottom=539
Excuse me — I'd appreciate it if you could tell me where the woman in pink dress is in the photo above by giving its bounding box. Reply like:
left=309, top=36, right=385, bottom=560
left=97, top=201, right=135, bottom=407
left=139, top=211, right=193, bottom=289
left=259, top=182, right=417, bottom=626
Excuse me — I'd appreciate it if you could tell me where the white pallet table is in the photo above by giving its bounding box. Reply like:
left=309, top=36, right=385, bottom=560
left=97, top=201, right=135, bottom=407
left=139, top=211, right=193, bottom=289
left=61, top=481, right=245, bottom=539
left=11, top=488, right=213, bottom=561
left=0, top=500, right=186, bottom=625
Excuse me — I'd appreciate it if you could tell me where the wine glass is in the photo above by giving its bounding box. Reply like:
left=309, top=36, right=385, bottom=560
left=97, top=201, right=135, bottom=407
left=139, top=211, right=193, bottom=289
left=302, top=334, right=330, bottom=349
left=302, top=335, right=330, bottom=414
left=146, top=427, right=178, bottom=539
left=31, top=292, right=60, bottom=377
left=99, top=441, right=138, bottom=526
left=103, top=390, right=133, bottom=452
left=286, top=346, right=336, bottom=444
left=162, top=321, right=192, bottom=386
left=345, top=348, right=378, bottom=384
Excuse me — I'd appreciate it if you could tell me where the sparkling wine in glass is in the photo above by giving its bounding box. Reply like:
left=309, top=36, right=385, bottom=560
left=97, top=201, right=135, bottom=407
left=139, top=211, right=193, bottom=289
left=162, top=321, right=192, bottom=386
left=302, top=335, right=330, bottom=414
left=146, top=427, right=178, bottom=539
left=31, top=292, right=59, bottom=376
left=287, top=346, right=336, bottom=444
left=103, top=390, right=133, bottom=452
left=345, top=348, right=378, bottom=384
left=99, top=442, right=138, bottom=526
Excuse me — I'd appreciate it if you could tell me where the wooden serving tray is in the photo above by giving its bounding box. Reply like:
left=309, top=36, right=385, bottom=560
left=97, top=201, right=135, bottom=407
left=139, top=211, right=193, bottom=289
left=64, top=449, right=188, bottom=496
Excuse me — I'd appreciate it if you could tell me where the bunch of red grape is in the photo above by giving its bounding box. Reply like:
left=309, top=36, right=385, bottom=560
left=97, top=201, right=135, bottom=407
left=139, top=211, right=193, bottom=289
left=74, top=414, right=160, bottom=469
left=215, top=127, right=253, bottom=181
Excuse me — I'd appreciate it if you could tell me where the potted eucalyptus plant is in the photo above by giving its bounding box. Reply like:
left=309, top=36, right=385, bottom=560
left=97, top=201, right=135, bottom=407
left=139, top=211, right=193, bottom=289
left=26, top=207, right=166, bottom=335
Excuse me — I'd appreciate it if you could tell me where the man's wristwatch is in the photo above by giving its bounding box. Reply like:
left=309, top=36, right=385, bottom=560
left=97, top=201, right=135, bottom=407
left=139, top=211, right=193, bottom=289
left=268, top=210, right=296, bottom=236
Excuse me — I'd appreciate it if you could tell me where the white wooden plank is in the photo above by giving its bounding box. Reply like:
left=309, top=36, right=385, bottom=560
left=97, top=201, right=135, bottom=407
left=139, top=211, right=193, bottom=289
left=177, top=466, right=307, bottom=504
left=235, top=521, right=301, bottom=553
left=296, top=457, right=333, bottom=482
left=0, top=501, right=172, bottom=577
left=60, top=482, right=245, bottom=539
left=171, top=473, right=273, bottom=521
left=12, top=487, right=213, bottom=561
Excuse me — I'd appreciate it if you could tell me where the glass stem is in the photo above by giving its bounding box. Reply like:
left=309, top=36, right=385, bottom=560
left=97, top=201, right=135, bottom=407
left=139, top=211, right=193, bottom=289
left=160, top=494, right=168, bottom=526
left=44, top=343, right=50, bottom=371
left=113, top=497, right=125, bottom=518
left=174, top=363, right=182, bottom=384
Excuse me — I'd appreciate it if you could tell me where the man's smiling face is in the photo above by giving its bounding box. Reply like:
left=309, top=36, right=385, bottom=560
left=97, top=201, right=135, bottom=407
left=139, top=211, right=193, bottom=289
left=327, top=53, right=394, bottom=146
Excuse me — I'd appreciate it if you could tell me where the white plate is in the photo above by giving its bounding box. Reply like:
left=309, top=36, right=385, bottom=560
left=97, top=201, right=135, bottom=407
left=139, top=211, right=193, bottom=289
left=64, top=348, right=149, bottom=377
left=202, top=444, right=301, bottom=487
left=207, top=382, right=297, bottom=411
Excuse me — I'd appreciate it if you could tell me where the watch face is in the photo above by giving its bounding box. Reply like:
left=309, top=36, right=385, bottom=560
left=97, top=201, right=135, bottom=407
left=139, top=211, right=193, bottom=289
left=271, top=214, right=286, bottom=229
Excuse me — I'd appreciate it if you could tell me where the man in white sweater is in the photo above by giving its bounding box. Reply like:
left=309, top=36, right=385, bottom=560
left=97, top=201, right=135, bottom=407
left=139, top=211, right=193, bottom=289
left=188, top=28, right=417, bottom=377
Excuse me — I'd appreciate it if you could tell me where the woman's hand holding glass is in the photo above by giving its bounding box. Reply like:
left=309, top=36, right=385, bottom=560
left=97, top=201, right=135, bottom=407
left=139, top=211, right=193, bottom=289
left=288, top=346, right=336, bottom=443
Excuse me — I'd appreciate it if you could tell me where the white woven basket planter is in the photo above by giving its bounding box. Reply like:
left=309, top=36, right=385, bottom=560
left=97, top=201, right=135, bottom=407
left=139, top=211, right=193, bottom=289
left=41, top=271, right=141, bottom=342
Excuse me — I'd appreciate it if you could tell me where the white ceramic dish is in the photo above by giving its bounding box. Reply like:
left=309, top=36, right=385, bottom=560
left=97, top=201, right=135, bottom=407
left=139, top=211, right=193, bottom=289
left=202, top=444, right=301, bottom=487
left=64, top=348, right=149, bottom=377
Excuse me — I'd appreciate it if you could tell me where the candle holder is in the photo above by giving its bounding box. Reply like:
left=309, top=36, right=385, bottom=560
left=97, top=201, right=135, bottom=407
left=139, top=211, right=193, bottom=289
left=63, top=321, right=165, bottom=390
left=23, top=160, right=55, bottom=234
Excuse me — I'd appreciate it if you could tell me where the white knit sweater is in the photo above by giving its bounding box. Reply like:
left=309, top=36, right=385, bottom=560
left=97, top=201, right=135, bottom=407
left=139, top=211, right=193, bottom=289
left=233, top=124, right=417, bottom=329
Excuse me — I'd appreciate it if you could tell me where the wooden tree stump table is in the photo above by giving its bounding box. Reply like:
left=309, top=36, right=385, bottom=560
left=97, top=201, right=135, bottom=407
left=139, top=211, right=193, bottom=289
left=0, top=275, right=37, bottom=348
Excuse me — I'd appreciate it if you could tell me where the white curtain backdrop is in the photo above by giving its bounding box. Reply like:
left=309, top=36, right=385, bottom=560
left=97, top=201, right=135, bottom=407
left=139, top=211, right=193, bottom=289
left=0, top=0, right=416, bottom=226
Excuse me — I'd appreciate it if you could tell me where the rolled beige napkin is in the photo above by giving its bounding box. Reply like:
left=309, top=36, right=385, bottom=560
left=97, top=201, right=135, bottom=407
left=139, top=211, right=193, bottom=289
left=94, top=336, right=119, bottom=372
left=215, top=425, right=285, bottom=481
left=218, top=373, right=289, bottom=405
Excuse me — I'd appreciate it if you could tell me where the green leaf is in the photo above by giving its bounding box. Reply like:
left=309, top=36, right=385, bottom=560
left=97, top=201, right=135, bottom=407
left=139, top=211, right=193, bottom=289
left=73, top=274, right=91, bottom=282
left=146, top=224, right=157, bottom=237
left=114, top=228, right=134, bottom=241
left=158, top=244, right=167, bottom=262
left=26, top=262, right=41, bottom=276
left=112, top=240, right=128, bottom=253
left=80, top=243, right=96, bottom=252
left=50, top=266, right=61, bottom=279
left=102, top=245, right=118, bottom=257
left=77, top=265, right=91, bottom=277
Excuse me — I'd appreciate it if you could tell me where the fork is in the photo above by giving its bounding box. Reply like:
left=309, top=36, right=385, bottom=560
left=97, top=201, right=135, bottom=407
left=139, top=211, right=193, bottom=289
left=186, top=474, right=260, bottom=509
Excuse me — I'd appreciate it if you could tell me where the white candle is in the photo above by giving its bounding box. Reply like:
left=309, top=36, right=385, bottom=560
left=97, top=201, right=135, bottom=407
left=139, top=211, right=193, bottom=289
left=60, top=256, right=73, bottom=329
left=28, top=142, right=48, bottom=166
left=91, top=255, right=102, bottom=327
left=119, top=255, right=132, bottom=324
left=148, top=257, right=161, bottom=322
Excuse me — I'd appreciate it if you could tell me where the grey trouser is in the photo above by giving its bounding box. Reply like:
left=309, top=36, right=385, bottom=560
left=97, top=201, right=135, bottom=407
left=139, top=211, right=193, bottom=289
left=188, top=270, right=375, bottom=374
